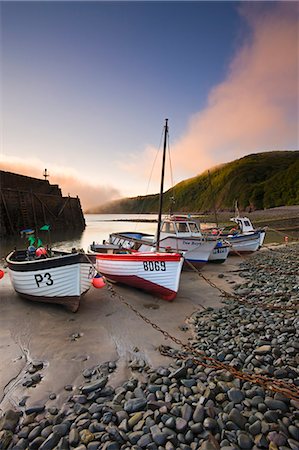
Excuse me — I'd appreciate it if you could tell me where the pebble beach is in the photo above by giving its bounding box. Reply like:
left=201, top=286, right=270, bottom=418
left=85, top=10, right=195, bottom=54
left=0, top=242, right=298, bottom=450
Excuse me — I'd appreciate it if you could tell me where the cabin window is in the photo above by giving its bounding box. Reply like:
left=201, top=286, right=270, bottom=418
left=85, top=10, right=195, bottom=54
left=161, top=222, right=176, bottom=234
left=176, top=223, right=188, bottom=233
left=244, top=220, right=251, bottom=227
left=189, top=222, right=200, bottom=233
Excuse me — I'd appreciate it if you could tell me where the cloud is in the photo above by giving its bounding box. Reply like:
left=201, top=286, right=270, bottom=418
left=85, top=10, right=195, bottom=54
left=0, top=156, right=121, bottom=210
left=130, top=3, right=298, bottom=186
left=169, top=3, right=298, bottom=178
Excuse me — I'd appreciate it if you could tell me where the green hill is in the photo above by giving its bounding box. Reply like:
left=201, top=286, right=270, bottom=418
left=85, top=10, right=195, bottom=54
left=87, top=151, right=299, bottom=213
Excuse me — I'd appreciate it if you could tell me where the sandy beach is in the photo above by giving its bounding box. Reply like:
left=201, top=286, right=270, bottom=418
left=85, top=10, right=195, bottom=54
left=0, top=242, right=298, bottom=450
left=0, top=255, right=243, bottom=414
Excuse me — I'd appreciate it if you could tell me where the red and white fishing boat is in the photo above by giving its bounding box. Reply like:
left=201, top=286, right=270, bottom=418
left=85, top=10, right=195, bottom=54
left=95, top=251, right=183, bottom=301
left=90, top=119, right=184, bottom=300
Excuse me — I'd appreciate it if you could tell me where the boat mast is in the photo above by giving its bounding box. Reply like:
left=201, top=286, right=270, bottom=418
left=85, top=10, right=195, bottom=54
left=156, top=118, right=168, bottom=251
left=208, top=170, right=219, bottom=227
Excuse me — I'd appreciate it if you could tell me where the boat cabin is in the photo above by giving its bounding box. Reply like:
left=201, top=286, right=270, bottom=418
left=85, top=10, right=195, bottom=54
left=230, top=217, right=255, bottom=233
left=160, top=216, right=203, bottom=239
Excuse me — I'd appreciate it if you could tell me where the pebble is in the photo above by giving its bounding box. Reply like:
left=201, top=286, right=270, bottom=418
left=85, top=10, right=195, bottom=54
left=1, top=244, right=298, bottom=450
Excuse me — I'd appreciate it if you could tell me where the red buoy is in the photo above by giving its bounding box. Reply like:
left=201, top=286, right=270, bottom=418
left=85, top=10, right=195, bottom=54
left=0, top=269, right=4, bottom=279
left=92, top=274, right=106, bottom=289
left=36, top=247, right=47, bottom=257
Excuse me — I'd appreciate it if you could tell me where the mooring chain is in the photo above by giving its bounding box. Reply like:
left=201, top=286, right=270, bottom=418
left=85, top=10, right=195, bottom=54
left=84, top=252, right=299, bottom=399
left=104, top=282, right=299, bottom=400
left=158, top=345, right=299, bottom=401
left=186, top=261, right=299, bottom=312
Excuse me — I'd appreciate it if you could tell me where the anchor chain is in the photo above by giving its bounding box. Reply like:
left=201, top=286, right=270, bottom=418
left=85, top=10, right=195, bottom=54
left=186, top=261, right=299, bottom=312
left=104, top=281, right=299, bottom=401
left=85, top=252, right=299, bottom=399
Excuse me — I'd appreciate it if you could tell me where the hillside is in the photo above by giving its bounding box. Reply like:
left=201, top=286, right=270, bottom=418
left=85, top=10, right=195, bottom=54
left=86, top=151, right=299, bottom=214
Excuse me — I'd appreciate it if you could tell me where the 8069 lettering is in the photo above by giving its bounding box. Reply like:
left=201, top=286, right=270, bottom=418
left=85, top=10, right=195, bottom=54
left=143, top=261, right=166, bottom=271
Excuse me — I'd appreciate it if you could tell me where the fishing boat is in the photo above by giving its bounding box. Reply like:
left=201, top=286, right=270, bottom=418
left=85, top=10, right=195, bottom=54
left=93, top=119, right=184, bottom=300
left=6, top=248, right=95, bottom=312
left=95, top=251, right=183, bottom=301
left=109, top=215, right=228, bottom=267
left=203, top=215, right=266, bottom=254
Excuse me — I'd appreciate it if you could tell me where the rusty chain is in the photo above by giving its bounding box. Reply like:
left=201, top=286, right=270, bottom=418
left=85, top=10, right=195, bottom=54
left=104, top=282, right=299, bottom=400
left=185, top=261, right=299, bottom=312
left=84, top=253, right=299, bottom=399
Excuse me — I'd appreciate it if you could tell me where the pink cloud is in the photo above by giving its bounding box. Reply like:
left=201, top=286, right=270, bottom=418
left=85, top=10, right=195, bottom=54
left=168, top=3, right=298, bottom=178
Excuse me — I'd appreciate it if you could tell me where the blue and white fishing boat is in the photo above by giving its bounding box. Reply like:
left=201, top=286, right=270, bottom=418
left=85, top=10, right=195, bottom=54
left=204, top=216, right=266, bottom=254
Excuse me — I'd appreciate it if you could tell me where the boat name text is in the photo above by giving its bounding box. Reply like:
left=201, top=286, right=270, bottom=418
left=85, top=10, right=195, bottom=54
left=34, top=273, right=54, bottom=287
left=143, top=261, right=166, bottom=271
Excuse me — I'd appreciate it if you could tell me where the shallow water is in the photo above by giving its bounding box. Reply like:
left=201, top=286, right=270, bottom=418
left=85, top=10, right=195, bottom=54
left=0, top=213, right=297, bottom=259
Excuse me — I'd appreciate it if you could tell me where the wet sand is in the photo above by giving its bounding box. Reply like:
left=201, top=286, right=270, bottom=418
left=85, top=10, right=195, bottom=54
left=0, top=255, right=246, bottom=414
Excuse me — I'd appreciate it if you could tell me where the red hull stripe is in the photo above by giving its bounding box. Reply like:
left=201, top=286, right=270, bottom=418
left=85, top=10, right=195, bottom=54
left=96, top=253, right=182, bottom=262
left=101, top=274, right=177, bottom=301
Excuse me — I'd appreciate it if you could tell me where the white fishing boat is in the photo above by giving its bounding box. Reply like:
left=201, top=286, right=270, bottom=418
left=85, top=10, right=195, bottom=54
left=91, top=119, right=184, bottom=300
left=109, top=215, right=228, bottom=267
left=6, top=248, right=95, bottom=312
left=229, top=216, right=266, bottom=247
left=205, top=216, right=266, bottom=254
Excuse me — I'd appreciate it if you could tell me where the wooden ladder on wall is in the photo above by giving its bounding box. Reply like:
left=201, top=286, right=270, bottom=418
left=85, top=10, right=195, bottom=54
left=19, top=191, right=31, bottom=229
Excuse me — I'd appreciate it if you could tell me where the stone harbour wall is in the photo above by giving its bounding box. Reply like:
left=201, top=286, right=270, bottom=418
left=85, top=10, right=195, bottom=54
left=0, top=170, right=85, bottom=237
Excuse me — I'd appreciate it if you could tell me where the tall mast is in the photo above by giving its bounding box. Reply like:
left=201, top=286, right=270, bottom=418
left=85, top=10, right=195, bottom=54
left=208, top=170, right=218, bottom=227
left=156, top=118, right=168, bottom=251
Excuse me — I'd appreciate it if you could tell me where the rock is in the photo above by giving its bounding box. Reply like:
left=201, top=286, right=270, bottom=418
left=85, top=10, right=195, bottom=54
left=0, top=430, right=13, bottom=449
left=69, top=427, right=79, bottom=446
left=39, top=432, right=61, bottom=450
left=264, top=398, right=289, bottom=412
left=228, top=408, right=247, bottom=429
left=227, top=388, right=244, bottom=404
left=150, top=424, right=167, bottom=446
left=254, top=345, right=272, bottom=355
left=81, top=377, right=108, bottom=394
left=0, top=409, right=20, bottom=432
left=79, top=429, right=94, bottom=445
left=124, top=398, right=147, bottom=413
left=237, top=432, right=253, bottom=449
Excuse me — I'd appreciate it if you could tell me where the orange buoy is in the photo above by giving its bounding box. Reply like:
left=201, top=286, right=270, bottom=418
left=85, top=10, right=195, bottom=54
left=92, top=274, right=106, bottom=289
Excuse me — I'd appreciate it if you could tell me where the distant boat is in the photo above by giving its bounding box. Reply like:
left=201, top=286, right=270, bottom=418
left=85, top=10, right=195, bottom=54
left=203, top=215, right=266, bottom=254
left=90, top=119, right=184, bottom=300
left=6, top=249, right=95, bottom=312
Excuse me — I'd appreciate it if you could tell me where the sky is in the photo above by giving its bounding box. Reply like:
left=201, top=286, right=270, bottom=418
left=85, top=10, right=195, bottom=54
left=1, top=1, right=298, bottom=211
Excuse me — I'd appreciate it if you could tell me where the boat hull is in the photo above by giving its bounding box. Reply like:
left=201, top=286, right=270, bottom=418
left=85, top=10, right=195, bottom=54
left=225, top=232, right=262, bottom=254
left=6, top=251, right=95, bottom=312
left=208, top=244, right=230, bottom=263
left=96, top=252, right=183, bottom=301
